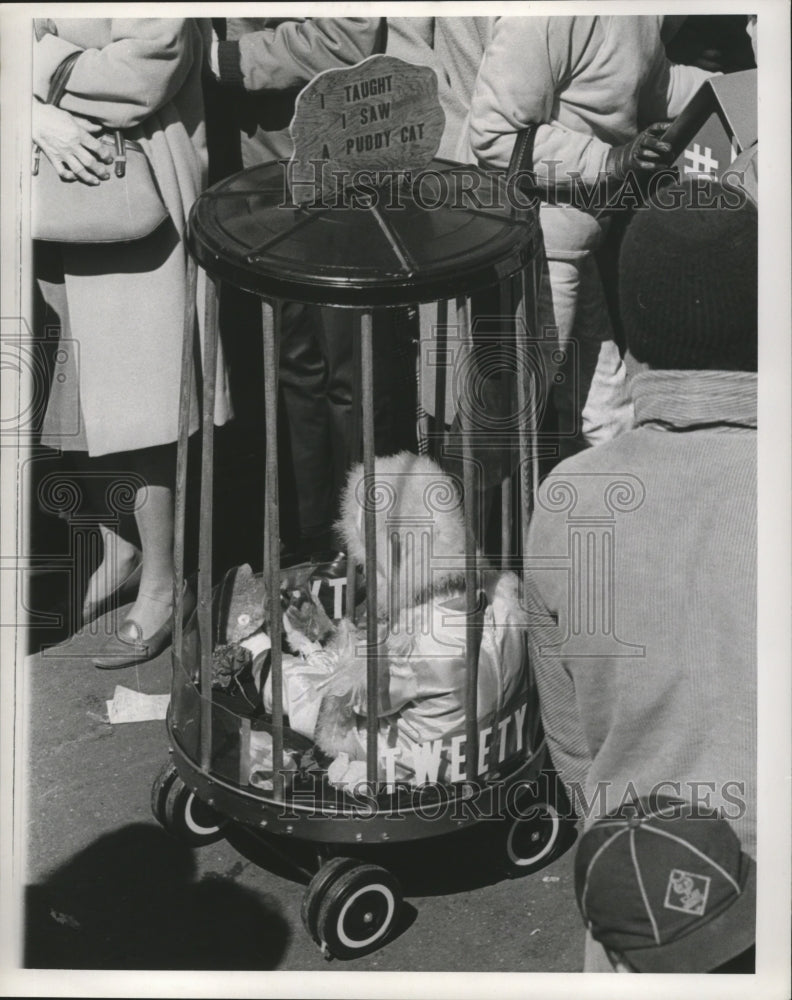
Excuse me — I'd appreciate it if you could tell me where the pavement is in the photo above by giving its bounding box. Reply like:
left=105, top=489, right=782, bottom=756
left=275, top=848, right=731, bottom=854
left=21, top=607, right=584, bottom=973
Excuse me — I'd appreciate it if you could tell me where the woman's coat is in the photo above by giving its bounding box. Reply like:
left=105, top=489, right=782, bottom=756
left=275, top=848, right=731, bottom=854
left=35, top=18, right=231, bottom=456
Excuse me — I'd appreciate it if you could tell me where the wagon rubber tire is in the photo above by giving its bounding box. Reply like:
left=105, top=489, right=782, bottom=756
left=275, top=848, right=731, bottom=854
left=151, top=759, right=180, bottom=827
left=500, top=800, right=562, bottom=876
left=312, top=862, right=402, bottom=960
left=160, top=773, right=228, bottom=846
left=301, top=857, right=360, bottom=945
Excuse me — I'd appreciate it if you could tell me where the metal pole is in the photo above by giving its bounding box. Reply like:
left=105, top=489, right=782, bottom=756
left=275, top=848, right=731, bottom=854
left=262, top=302, right=281, bottom=579
left=433, top=298, right=448, bottom=464
left=350, top=318, right=363, bottom=466
left=361, top=311, right=379, bottom=786
left=500, top=280, right=513, bottom=565
left=389, top=531, right=401, bottom=626
left=527, top=261, right=541, bottom=513
left=172, top=254, right=197, bottom=674
left=263, top=300, right=284, bottom=800
left=346, top=315, right=363, bottom=622
left=517, top=267, right=535, bottom=572
left=345, top=553, right=357, bottom=624
left=198, top=276, right=219, bottom=773
left=458, top=296, right=480, bottom=782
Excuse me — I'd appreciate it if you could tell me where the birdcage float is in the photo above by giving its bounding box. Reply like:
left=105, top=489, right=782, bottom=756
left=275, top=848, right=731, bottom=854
left=150, top=57, right=568, bottom=961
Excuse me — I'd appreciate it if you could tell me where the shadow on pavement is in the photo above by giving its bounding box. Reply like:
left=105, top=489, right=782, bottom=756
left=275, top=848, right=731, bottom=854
left=25, top=823, right=290, bottom=970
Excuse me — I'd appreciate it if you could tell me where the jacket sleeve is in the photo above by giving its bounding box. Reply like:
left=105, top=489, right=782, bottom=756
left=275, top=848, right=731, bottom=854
left=523, top=567, right=593, bottom=800
left=35, top=19, right=199, bottom=129
left=217, top=18, right=384, bottom=92
left=639, top=49, right=714, bottom=124
left=469, top=16, right=612, bottom=181
left=385, top=17, right=435, bottom=65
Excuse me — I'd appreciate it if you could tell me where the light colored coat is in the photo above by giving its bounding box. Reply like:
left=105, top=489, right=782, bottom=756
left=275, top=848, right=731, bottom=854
left=469, top=15, right=711, bottom=258
left=35, top=18, right=231, bottom=456
left=384, top=18, right=495, bottom=427
left=385, top=16, right=493, bottom=162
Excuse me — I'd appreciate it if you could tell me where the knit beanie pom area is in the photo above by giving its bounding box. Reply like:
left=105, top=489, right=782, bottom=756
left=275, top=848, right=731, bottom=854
left=619, top=178, right=758, bottom=372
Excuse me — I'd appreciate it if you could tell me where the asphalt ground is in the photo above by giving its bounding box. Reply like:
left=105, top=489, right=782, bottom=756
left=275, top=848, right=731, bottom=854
left=20, top=606, right=583, bottom=974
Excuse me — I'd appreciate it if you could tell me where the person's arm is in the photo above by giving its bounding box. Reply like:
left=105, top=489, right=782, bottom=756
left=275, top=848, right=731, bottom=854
left=470, top=17, right=613, bottom=182
left=214, top=18, right=384, bottom=93
left=523, top=569, right=593, bottom=796
left=639, top=46, right=715, bottom=124
left=521, top=491, right=595, bottom=802
left=35, top=19, right=200, bottom=130
left=385, top=17, right=435, bottom=66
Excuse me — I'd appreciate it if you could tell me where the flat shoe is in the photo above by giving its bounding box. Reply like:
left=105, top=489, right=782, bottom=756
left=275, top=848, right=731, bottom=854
left=82, top=556, right=143, bottom=626
left=93, top=587, right=196, bottom=670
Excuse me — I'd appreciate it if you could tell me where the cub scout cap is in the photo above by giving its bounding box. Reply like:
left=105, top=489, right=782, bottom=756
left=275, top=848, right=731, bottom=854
left=574, top=796, right=756, bottom=972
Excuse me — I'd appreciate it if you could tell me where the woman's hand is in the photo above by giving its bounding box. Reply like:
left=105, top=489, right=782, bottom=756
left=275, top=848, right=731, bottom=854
left=32, top=102, right=114, bottom=185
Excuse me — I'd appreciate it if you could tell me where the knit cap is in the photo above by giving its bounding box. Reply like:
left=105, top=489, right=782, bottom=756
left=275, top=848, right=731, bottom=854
left=619, top=178, right=757, bottom=372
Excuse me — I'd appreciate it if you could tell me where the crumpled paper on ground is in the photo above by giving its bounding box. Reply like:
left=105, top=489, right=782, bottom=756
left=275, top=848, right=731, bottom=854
left=106, top=685, right=170, bottom=724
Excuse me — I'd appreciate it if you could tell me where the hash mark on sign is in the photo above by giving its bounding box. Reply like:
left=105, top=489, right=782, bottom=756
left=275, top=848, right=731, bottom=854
left=684, top=142, right=719, bottom=175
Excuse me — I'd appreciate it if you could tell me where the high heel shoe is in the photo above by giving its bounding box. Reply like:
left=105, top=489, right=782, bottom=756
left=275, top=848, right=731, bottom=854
left=82, top=555, right=143, bottom=626
left=92, top=586, right=196, bottom=670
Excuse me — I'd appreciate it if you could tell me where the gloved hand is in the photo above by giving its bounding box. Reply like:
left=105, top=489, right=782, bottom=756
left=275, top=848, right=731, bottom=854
left=606, top=123, right=674, bottom=179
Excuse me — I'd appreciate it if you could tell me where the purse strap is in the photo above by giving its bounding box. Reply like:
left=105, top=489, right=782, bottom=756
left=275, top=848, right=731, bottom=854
left=506, top=124, right=540, bottom=220
left=46, top=50, right=81, bottom=106
left=507, top=124, right=539, bottom=189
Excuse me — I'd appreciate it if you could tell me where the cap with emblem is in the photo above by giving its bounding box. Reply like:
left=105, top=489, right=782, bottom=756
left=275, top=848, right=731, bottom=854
left=574, top=796, right=756, bottom=972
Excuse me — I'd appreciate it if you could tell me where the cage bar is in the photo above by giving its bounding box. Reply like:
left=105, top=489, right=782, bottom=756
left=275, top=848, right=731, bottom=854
left=360, top=311, right=379, bottom=786
left=263, top=299, right=285, bottom=799
left=173, top=254, right=197, bottom=671
left=198, top=277, right=219, bottom=772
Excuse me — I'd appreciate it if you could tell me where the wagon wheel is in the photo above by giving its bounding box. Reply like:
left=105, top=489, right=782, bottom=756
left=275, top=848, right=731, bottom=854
left=157, top=772, right=228, bottom=846
left=151, top=759, right=179, bottom=826
left=301, top=856, right=360, bottom=944
left=305, top=861, right=402, bottom=960
left=499, top=799, right=562, bottom=876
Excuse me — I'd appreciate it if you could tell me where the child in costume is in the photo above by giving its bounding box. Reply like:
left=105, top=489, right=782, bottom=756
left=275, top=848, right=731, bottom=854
left=278, top=453, right=536, bottom=789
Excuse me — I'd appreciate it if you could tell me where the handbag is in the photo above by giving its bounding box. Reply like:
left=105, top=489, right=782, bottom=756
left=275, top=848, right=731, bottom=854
left=31, top=51, right=169, bottom=243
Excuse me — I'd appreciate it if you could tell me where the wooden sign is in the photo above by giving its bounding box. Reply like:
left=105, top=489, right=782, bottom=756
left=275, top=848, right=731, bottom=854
left=289, top=54, right=445, bottom=205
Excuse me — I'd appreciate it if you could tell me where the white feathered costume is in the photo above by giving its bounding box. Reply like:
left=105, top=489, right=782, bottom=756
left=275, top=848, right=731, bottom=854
left=278, top=453, right=535, bottom=788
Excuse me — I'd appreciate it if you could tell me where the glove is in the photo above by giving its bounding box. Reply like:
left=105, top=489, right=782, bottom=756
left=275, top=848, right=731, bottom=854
left=606, top=123, right=674, bottom=179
